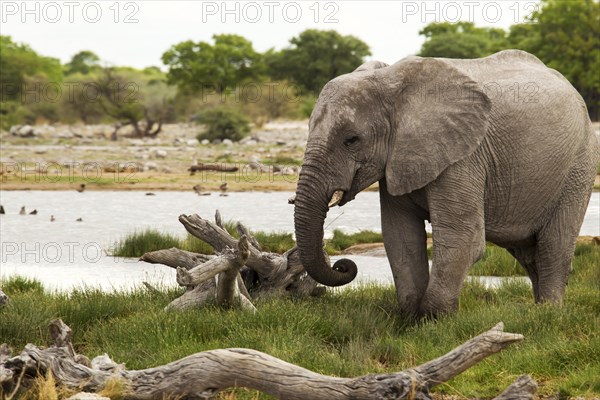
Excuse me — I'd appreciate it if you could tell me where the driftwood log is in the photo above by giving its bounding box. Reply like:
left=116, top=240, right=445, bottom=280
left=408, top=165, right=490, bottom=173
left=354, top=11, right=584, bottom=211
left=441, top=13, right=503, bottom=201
left=0, top=319, right=537, bottom=399
left=189, top=164, right=239, bottom=174
left=139, top=210, right=323, bottom=311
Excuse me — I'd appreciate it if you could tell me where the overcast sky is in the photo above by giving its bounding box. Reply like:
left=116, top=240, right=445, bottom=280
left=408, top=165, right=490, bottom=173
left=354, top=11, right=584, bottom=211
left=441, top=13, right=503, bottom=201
left=1, top=1, right=541, bottom=69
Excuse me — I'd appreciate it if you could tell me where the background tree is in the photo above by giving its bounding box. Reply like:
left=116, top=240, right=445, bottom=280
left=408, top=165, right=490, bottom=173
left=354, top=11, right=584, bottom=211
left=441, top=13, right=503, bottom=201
left=0, top=36, right=62, bottom=99
left=64, top=50, right=101, bottom=75
left=96, top=67, right=175, bottom=138
left=417, top=0, right=599, bottom=119
left=0, top=36, right=63, bottom=128
left=162, top=34, right=263, bottom=94
left=266, top=29, right=371, bottom=94
left=419, top=22, right=507, bottom=59
left=521, top=0, right=599, bottom=119
left=59, top=71, right=105, bottom=124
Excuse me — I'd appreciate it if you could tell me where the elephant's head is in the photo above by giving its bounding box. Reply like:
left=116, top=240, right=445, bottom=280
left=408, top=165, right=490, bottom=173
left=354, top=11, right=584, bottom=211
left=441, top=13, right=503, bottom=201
left=294, top=57, right=491, bottom=287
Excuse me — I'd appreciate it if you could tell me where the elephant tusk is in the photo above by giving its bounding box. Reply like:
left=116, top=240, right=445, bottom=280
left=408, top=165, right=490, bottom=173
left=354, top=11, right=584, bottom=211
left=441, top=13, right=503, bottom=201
left=328, top=190, right=344, bottom=208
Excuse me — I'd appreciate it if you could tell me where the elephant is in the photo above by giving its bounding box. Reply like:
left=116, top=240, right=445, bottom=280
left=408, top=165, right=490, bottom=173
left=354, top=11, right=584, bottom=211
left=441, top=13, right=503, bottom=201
left=293, top=50, right=599, bottom=316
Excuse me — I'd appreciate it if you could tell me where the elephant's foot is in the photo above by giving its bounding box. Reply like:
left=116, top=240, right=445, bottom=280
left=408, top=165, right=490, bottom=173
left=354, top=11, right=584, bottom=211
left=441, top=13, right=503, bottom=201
left=396, top=292, right=425, bottom=319
left=419, top=291, right=459, bottom=317
left=535, top=284, right=566, bottom=305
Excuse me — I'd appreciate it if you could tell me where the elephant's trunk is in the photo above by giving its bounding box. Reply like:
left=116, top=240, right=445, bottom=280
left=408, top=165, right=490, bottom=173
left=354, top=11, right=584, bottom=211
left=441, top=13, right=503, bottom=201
left=294, top=164, right=357, bottom=287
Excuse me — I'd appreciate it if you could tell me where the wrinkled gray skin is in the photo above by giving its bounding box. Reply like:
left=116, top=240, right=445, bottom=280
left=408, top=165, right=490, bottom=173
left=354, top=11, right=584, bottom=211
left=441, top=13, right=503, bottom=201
left=294, top=50, right=599, bottom=316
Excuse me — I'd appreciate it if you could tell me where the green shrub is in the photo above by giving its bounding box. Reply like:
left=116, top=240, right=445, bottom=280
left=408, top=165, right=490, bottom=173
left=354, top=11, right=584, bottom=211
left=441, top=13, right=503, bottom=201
left=0, top=100, right=34, bottom=130
left=195, top=107, right=250, bottom=142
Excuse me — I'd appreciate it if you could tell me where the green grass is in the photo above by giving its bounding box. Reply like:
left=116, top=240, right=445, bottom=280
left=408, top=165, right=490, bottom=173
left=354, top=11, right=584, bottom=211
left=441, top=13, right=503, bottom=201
left=111, top=224, right=240, bottom=257
left=112, top=224, right=296, bottom=257
left=262, top=155, right=303, bottom=166
left=1, top=243, right=599, bottom=399
left=253, top=231, right=295, bottom=254
left=325, top=229, right=383, bottom=254
left=111, top=227, right=571, bottom=280
left=469, top=245, right=527, bottom=277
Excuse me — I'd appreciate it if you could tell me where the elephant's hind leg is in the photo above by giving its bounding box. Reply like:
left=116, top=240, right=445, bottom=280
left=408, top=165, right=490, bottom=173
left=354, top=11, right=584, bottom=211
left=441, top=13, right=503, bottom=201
left=507, top=246, right=540, bottom=301
left=533, top=171, right=594, bottom=303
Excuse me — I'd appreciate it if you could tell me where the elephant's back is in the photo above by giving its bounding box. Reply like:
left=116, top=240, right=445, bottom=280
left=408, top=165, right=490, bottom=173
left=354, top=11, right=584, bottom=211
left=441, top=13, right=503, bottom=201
left=453, top=52, right=594, bottom=239
left=444, top=50, right=585, bottom=113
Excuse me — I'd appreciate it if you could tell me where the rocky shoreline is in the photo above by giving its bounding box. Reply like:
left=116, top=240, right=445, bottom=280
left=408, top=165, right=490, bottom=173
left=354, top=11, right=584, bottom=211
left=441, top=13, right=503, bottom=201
left=1, top=121, right=599, bottom=192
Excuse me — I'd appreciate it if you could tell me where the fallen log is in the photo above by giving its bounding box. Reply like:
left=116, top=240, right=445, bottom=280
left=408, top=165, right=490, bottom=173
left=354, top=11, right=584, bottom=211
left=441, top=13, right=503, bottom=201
left=139, top=211, right=323, bottom=311
left=189, top=164, right=239, bottom=174
left=0, top=320, right=537, bottom=399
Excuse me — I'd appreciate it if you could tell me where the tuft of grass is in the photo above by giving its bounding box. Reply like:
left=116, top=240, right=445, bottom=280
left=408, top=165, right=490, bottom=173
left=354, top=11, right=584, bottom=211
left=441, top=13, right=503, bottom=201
left=2, top=275, right=44, bottom=295
left=112, top=230, right=182, bottom=258
left=262, top=155, right=303, bottom=166
left=111, top=222, right=240, bottom=257
left=98, top=378, right=128, bottom=399
left=14, top=370, right=79, bottom=400
left=325, top=229, right=383, bottom=254
left=469, top=245, right=527, bottom=277
left=252, top=231, right=295, bottom=254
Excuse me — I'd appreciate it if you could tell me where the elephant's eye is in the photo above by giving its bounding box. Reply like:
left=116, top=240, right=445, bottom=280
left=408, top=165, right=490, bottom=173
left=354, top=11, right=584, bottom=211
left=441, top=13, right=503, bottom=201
left=344, top=136, right=360, bottom=147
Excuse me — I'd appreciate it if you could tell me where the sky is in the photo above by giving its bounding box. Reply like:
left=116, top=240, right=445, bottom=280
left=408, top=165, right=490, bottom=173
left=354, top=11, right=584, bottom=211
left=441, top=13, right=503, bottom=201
left=1, top=1, right=541, bottom=69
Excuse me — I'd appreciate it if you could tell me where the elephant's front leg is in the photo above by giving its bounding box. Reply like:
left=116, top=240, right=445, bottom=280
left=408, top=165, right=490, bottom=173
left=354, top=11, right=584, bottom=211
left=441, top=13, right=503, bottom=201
left=420, top=175, right=486, bottom=316
left=380, top=184, right=429, bottom=316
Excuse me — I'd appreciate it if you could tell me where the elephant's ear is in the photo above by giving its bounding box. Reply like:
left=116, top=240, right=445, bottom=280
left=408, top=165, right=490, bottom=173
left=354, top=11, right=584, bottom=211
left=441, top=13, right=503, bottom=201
left=384, top=58, right=491, bottom=196
left=354, top=60, right=389, bottom=72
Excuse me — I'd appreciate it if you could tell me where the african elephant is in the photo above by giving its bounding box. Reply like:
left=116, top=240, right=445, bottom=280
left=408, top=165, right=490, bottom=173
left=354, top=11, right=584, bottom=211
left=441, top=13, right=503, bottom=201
left=293, top=50, right=599, bottom=316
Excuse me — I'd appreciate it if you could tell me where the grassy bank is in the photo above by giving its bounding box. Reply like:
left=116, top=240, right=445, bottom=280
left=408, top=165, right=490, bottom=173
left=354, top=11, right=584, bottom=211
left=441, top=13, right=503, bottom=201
left=113, top=228, right=534, bottom=277
left=1, top=243, right=599, bottom=399
left=112, top=227, right=387, bottom=257
left=111, top=224, right=296, bottom=257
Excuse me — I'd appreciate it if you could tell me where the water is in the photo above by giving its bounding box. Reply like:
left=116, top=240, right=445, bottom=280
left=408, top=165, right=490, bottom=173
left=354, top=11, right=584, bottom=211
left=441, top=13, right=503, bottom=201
left=0, top=190, right=597, bottom=291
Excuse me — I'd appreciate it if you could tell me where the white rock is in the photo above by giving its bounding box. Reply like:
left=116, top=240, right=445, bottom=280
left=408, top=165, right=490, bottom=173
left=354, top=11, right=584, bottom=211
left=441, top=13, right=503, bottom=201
left=187, top=139, right=199, bottom=146
left=57, top=131, right=74, bottom=139
left=201, top=139, right=210, bottom=145
left=154, top=149, right=168, bottom=159
left=66, top=393, right=110, bottom=400
left=222, top=139, right=233, bottom=146
left=144, top=162, right=158, bottom=171
left=11, top=125, right=38, bottom=137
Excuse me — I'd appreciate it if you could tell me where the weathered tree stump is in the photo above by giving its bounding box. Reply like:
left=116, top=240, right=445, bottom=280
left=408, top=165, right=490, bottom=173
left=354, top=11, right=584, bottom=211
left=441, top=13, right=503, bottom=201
left=0, top=320, right=537, bottom=399
left=139, top=210, right=323, bottom=311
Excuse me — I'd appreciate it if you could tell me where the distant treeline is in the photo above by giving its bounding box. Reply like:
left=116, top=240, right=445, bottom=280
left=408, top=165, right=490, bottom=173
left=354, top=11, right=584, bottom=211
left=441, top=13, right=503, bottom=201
left=0, top=0, right=597, bottom=133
